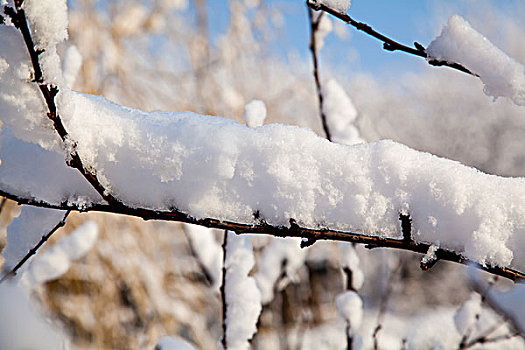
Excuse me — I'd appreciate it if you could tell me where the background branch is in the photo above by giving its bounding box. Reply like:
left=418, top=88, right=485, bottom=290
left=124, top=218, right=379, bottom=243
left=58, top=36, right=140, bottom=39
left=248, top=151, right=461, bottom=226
left=307, top=1, right=476, bottom=76
left=0, top=210, right=70, bottom=283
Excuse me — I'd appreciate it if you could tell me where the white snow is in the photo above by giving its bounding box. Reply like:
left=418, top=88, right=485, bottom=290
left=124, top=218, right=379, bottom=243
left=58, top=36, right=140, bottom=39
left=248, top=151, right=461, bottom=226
left=243, top=100, right=267, bottom=128
left=339, top=243, right=363, bottom=290
left=322, top=78, right=363, bottom=145
left=427, top=15, right=525, bottom=106
left=224, top=232, right=262, bottom=350
left=23, top=0, right=68, bottom=48
left=336, top=291, right=363, bottom=335
left=0, top=283, right=66, bottom=349
left=421, top=244, right=439, bottom=267
left=310, top=0, right=351, bottom=14
left=2, top=8, right=525, bottom=277
left=2, top=206, right=66, bottom=270
left=314, top=14, right=332, bottom=51
left=19, top=220, right=99, bottom=289
left=62, top=45, right=82, bottom=88
left=255, top=237, right=306, bottom=304
left=487, top=284, right=525, bottom=334
left=155, top=335, right=197, bottom=350
left=183, top=223, right=223, bottom=290
left=453, top=292, right=482, bottom=335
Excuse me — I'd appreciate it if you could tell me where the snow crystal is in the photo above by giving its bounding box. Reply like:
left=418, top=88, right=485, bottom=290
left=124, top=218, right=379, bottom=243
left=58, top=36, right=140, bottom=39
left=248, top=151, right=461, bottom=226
left=421, top=244, right=438, bottom=267
left=19, top=221, right=98, bottom=289
left=2, top=206, right=66, bottom=270
left=24, top=0, right=68, bottom=48
left=243, top=100, right=267, bottom=128
left=336, top=291, right=363, bottom=335
left=224, top=232, right=262, bottom=350
left=487, top=284, right=525, bottom=334
left=322, top=78, right=363, bottom=145
left=427, top=15, right=525, bottom=106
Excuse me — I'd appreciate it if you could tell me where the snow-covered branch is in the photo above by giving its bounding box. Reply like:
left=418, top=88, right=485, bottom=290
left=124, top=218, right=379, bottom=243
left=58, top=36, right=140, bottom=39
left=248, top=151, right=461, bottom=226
left=2, top=0, right=525, bottom=286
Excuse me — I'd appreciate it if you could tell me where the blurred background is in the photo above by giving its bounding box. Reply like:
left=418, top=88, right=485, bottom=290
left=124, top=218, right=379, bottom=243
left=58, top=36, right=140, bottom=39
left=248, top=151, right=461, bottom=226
left=1, top=0, right=525, bottom=348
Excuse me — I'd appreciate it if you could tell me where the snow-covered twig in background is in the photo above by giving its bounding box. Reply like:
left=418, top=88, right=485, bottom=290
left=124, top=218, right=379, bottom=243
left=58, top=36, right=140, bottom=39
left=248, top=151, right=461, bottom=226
left=427, top=15, right=525, bottom=106
left=307, top=6, right=331, bottom=141
left=221, top=231, right=262, bottom=350
left=19, top=220, right=98, bottom=290
left=0, top=209, right=70, bottom=283
left=183, top=224, right=223, bottom=289
left=307, top=0, right=476, bottom=76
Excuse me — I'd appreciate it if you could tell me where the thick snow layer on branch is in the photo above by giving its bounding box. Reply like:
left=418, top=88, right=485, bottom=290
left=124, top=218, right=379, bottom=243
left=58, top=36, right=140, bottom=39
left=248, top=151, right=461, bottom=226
left=19, top=221, right=98, bottom=290
left=427, top=15, right=525, bottom=106
left=2, top=206, right=66, bottom=270
left=3, top=24, right=525, bottom=271
left=224, top=232, right=262, bottom=350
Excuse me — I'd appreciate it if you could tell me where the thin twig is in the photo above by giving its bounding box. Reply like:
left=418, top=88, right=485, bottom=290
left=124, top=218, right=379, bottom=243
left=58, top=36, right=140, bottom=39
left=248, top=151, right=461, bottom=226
left=221, top=231, right=228, bottom=349
left=0, top=210, right=71, bottom=283
left=307, top=1, right=476, bottom=76
left=307, top=6, right=331, bottom=141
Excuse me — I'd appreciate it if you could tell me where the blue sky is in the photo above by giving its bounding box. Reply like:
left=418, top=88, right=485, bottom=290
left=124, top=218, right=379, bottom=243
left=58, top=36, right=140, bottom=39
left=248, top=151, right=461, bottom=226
left=205, top=0, right=520, bottom=77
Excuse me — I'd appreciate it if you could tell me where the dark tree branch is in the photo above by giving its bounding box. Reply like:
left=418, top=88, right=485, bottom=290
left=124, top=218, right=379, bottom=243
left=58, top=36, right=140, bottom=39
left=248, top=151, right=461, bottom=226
left=0, top=210, right=70, bottom=283
left=307, top=6, right=332, bottom=141
left=307, top=1, right=477, bottom=76
left=2, top=188, right=524, bottom=283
